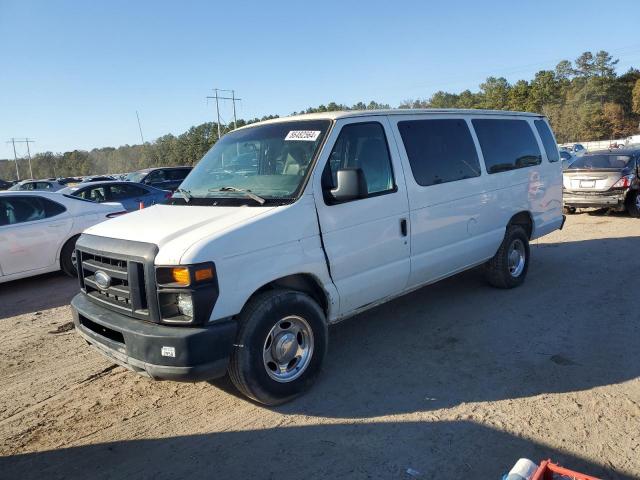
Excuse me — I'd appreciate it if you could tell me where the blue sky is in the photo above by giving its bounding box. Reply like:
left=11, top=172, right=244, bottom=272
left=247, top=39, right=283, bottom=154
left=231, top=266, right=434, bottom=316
left=1, top=0, right=640, bottom=158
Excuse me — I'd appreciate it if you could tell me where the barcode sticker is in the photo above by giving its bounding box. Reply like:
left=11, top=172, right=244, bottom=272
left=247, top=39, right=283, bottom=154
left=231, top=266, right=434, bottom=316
left=285, top=130, right=321, bottom=141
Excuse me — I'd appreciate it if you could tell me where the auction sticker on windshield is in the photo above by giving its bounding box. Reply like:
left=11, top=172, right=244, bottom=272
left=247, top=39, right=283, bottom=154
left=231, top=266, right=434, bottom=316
left=285, top=130, right=321, bottom=141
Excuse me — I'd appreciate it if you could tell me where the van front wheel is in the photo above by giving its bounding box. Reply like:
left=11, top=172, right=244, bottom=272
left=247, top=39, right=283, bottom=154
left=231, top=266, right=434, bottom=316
left=228, top=289, right=328, bottom=405
left=484, top=225, right=530, bottom=289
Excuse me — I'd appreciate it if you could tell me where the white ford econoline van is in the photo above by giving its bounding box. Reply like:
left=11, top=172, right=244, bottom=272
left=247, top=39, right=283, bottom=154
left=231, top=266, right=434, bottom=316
left=72, top=109, right=564, bottom=404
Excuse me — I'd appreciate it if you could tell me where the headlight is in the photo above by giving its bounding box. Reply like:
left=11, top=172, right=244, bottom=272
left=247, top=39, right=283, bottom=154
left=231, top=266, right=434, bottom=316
left=155, top=262, right=218, bottom=325
left=177, top=293, right=193, bottom=318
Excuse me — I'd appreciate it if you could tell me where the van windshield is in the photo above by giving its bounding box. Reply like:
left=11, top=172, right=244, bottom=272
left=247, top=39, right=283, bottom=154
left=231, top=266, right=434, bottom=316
left=175, top=120, right=330, bottom=203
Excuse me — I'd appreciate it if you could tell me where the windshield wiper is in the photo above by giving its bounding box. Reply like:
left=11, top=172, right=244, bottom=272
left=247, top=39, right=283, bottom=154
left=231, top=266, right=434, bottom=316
left=209, top=186, right=266, bottom=205
left=175, top=188, right=193, bottom=203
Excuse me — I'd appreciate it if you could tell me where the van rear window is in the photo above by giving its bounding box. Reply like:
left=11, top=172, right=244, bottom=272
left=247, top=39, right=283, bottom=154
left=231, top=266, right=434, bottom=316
left=472, top=119, right=542, bottom=174
left=534, top=120, right=560, bottom=163
left=398, top=119, right=481, bottom=186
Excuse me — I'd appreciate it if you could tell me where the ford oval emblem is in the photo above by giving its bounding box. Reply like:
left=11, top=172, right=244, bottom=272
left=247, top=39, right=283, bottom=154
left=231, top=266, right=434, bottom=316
left=94, top=270, right=112, bottom=290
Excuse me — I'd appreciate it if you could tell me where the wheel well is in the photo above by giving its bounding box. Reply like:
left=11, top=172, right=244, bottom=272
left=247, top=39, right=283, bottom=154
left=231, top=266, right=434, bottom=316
left=252, top=274, right=329, bottom=315
left=508, top=211, right=533, bottom=239
left=59, top=234, right=80, bottom=268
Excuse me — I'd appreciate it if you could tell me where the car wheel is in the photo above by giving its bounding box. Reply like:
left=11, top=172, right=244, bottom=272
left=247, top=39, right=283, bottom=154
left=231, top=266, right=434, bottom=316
left=228, top=289, right=328, bottom=405
left=60, top=235, right=80, bottom=277
left=484, top=225, right=530, bottom=289
left=626, top=191, right=640, bottom=218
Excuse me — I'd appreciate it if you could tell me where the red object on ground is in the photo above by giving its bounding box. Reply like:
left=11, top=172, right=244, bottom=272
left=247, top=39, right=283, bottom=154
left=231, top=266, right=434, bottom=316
left=531, top=459, right=601, bottom=480
left=139, top=201, right=144, bottom=209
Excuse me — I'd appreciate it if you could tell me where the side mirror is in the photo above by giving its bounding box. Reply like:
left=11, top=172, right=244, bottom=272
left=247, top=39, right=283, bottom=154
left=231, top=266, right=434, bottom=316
left=330, top=168, right=367, bottom=202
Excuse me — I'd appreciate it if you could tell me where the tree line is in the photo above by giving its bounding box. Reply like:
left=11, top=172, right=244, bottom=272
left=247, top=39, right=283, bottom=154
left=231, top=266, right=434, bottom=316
left=2, top=50, right=639, bottom=181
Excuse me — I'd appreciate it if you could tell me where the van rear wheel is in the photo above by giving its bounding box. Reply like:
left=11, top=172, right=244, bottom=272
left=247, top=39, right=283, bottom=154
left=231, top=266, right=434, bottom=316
left=484, top=225, right=530, bottom=289
left=228, top=289, right=328, bottom=405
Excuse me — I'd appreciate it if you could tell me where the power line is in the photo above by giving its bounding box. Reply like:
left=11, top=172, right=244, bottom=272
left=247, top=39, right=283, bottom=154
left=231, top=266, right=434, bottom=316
left=206, top=88, right=242, bottom=139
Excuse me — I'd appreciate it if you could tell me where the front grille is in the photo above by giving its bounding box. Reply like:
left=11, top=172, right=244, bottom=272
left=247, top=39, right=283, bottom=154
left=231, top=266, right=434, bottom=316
left=78, top=250, right=150, bottom=318
left=75, top=234, right=160, bottom=322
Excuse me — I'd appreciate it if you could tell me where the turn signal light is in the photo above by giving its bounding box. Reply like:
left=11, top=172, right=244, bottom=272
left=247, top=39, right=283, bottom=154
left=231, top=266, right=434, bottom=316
left=194, top=266, right=214, bottom=282
left=171, top=267, right=191, bottom=286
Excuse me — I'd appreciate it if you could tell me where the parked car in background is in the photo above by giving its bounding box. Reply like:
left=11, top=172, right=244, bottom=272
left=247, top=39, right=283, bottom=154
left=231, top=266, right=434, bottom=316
left=125, top=166, right=192, bottom=191
left=563, top=149, right=640, bottom=216
left=0, top=179, right=13, bottom=190
left=560, top=150, right=576, bottom=169
left=81, top=175, right=115, bottom=183
left=58, top=181, right=171, bottom=211
left=71, top=109, right=564, bottom=405
left=0, top=191, right=126, bottom=283
left=560, top=143, right=586, bottom=156
left=58, top=177, right=84, bottom=185
left=8, top=179, right=66, bottom=192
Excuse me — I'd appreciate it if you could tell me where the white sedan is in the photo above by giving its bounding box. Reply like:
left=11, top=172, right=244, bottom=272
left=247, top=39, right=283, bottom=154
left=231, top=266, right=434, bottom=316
left=0, top=191, right=126, bottom=283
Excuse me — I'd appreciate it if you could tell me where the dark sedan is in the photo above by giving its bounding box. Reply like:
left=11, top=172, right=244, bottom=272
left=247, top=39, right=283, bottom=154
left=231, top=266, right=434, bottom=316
left=58, top=181, right=171, bottom=211
left=125, top=166, right=192, bottom=192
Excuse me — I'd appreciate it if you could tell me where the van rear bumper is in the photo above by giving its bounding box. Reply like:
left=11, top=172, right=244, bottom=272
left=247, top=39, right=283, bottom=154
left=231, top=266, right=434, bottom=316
left=71, top=293, right=237, bottom=382
left=563, top=190, right=627, bottom=210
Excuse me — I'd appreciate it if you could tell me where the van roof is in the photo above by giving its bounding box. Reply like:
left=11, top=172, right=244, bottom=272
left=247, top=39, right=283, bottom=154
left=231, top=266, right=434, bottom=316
left=237, top=108, right=544, bottom=130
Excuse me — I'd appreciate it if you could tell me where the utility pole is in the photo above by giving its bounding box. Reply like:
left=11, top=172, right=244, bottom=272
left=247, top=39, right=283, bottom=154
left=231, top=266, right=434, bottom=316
left=24, top=138, right=33, bottom=179
left=136, top=111, right=145, bottom=144
left=214, top=89, right=221, bottom=139
left=206, top=88, right=241, bottom=139
left=8, top=138, right=20, bottom=180
left=231, top=90, right=238, bottom=130
left=9, top=138, right=35, bottom=179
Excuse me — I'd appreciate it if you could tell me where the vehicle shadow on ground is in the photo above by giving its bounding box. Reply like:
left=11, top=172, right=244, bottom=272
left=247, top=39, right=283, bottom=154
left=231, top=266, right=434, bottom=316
left=1, top=420, right=633, bottom=480
left=0, top=272, right=78, bottom=320
left=254, top=235, right=640, bottom=419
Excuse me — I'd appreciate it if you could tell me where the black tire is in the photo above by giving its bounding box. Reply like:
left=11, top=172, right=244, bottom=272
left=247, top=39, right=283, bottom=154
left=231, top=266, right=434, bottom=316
left=228, top=289, right=328, bottom=405
left=60, top=235, right=80, bottom=277
left=626, top=191, right=640, bottom=218
left=484, top=225, right=530, bottom=289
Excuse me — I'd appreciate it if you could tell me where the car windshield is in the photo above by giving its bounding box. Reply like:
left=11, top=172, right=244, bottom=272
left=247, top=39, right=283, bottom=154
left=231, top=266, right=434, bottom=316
left=569, top=154, right=632, bottom=170
left=125, top=171, right=147, bottom=182
left=176, top=120, right=331, bottom=202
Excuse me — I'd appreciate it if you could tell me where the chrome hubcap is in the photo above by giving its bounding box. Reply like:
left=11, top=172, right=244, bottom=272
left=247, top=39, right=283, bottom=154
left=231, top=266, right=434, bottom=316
left=508, top=239, right=526, bottom=277
left=263, top=315, right=314, bottom=383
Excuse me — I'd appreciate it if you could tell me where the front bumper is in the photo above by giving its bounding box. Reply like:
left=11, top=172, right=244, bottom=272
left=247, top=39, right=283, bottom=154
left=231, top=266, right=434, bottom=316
left=72, top=293, right=237, bottom=382
left=563, top=190, right=627, bottom=209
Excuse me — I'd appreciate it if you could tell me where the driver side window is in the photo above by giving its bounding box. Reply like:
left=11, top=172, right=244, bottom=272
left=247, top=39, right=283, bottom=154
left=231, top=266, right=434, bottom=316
left=145, top=170, right=165, bottom=183
left=322, top=122, right=395, bottom=202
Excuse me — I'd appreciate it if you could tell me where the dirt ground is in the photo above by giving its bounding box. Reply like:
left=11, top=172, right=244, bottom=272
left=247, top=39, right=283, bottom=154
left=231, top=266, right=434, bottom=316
left=0, top=212, right=639, bottom=480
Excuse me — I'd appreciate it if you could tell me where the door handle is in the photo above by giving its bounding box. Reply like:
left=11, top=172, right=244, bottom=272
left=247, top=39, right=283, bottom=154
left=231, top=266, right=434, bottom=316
left=400, top=218, right=408, bottom=237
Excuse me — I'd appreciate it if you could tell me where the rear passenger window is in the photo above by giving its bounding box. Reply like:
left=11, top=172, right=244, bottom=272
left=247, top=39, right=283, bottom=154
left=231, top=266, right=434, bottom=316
left=534, top=120, right=560, bottom=162
left=472, top=119, right=542, bottom=174
left=398, top=119, right=481, bottom=186
left=42, top=198, right=66, bottom=217
left=0, top=197, right=47, bottom=224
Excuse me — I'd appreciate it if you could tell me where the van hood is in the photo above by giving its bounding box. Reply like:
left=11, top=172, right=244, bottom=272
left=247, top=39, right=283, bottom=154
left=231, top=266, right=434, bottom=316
left=84, top=204, right=275, bottom=248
